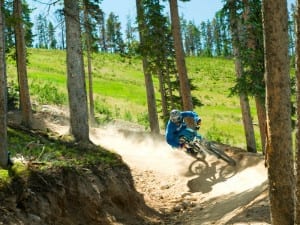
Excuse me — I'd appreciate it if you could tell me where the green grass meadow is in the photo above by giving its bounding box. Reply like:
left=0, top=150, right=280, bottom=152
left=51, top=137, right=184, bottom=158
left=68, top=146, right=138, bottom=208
left=7, top=48, right=262, bottom=151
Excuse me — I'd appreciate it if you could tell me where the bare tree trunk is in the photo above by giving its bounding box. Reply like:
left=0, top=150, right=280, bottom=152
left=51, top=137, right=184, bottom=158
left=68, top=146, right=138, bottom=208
left=242, top=0, right=265, bottom=152
left=228, top=0, right=256, bottom=152
left=136, top=0, right=160, bottom=134
left=295, top=0, right=300, bottom=223
left=240, top=93, right=256, bottom=152
left=87, top=47, right=95, bottom=124
left=64, top=0, right=90, bottom=143
left=255, top=96, right=266, bottom=152
left=14, top=0, right=32, bottom=128
left=98, top=12, right=107, bottom=52
left=0, top=0, right=8, bottom=168
left=83, top=4, right=95, bottom=124
left=168, top=0, right=193, bottom=113
left=262, top=0, right=294, bottom=224
left=158, top=69, right=168, bottom=120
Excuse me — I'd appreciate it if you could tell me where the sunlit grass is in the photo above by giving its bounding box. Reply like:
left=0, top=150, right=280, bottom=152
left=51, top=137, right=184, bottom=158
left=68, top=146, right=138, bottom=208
left=0, top=125, right=123, bottom=186
left=6, top=128, right=122, bottom=168
left=6, top=48, right=262, bottom=150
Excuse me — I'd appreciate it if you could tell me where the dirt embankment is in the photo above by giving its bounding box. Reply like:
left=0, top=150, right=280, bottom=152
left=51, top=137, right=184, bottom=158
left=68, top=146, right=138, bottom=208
left=0, top=162, right=162, bottom=225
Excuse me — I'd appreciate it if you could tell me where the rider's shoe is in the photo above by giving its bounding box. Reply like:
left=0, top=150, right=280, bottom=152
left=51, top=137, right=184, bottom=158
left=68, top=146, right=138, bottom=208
left=186, top=148, right=198, bottom=158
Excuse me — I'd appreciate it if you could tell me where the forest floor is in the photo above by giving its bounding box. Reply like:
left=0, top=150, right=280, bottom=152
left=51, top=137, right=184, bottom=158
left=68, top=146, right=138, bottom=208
left=8, top=105, right=270, bottom=225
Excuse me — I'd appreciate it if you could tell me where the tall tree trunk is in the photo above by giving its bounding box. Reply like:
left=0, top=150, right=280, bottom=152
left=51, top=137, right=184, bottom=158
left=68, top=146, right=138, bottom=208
left=83, top=3, right=95, bottom=124
left=255, top=96, right=266, bottom=152
left=87, top=47, right=95, bottom=124
left=262, top=0, right=294, bottom=224
left=228, top=0, right=256, bottom=152
left=99, top=12, right=107, bottom=52
left=136, top=0, right=160, bottom=134
left=168, top=0, right=193, bottom=113
left=158, top=69, right=168, bottom=120
left=0, top=0, right=8, bottom=168
left=64, top=0, right=90, bottom=143
left=240, top=93, right=256, bottom=152
left=14, top=0, right=32, bottom=128
left=295, top=0, right=300, bottom=223
left=243, top=0, right=266, bottom=152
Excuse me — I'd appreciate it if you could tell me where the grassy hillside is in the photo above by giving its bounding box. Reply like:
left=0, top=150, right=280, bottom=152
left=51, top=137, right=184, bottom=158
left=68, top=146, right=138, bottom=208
left=7, top=48, right=261, bottom=150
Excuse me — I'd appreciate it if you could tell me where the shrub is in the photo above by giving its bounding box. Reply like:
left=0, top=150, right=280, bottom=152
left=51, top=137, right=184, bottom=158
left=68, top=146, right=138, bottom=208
left=30, top=80, right=66, bottom=105
left=7, top=81, right=19, bottom=110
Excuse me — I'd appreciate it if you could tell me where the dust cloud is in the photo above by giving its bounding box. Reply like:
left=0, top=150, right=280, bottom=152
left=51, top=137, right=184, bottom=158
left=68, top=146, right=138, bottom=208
left=90, top=123, right=268, bottom=196
left=90, top=124, right=192, bottom=176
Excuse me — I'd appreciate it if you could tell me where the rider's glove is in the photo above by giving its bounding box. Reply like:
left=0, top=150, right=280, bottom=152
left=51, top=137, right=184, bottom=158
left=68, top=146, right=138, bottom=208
left=195, top=118, right=201, bottom=130
left=197, top=118, right=201, bottom=126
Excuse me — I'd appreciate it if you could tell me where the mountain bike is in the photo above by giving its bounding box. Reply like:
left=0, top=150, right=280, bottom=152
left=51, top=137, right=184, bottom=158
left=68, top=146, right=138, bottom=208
left=178, top=127, right=236, bottom=166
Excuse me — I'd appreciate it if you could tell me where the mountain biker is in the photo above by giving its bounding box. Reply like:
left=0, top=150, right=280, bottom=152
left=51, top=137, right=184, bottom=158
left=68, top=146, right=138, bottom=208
left=165, top=109, right=202, bottom=156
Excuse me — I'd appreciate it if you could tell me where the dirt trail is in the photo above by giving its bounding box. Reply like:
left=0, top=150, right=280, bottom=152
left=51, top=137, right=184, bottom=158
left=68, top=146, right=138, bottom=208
left=89, top=123, right=270, bottom=225
left=33, top=106, right=270, bottom=224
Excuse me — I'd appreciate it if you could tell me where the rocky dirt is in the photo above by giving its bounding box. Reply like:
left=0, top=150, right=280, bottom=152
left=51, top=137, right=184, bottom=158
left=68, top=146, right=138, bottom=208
left=4, top=105, right=270, bottom=225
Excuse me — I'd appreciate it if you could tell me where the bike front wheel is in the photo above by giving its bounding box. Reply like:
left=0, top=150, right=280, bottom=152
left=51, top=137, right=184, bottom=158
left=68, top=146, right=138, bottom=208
left=205, top=141, right=236, bottom=166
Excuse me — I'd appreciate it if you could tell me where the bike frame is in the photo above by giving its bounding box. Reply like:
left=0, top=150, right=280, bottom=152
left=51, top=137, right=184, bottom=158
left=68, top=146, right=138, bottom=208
left=178, top=127, right=236, bottom=166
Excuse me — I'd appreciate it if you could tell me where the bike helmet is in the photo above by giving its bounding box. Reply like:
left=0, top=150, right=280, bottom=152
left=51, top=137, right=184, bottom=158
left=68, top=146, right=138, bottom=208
left=170, top=109, right=182, bottom=123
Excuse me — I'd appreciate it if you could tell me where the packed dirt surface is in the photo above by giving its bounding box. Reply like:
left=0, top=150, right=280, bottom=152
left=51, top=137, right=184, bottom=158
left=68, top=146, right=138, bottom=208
left=8, top=105, right=271, bottom=225
left=91, top=122, right=270, bottom=225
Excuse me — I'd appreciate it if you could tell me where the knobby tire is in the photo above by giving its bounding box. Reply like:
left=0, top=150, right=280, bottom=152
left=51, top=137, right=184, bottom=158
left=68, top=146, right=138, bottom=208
left=204, top=141, right=236, bottom=166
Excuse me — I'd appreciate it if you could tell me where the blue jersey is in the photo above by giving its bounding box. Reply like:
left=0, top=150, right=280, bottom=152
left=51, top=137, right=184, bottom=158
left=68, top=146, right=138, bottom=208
left=165, top=111, right=201, bottom=148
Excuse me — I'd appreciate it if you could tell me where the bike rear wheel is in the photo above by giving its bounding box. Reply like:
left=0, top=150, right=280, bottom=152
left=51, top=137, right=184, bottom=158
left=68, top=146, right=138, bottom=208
left=189, top=158, right=209, bottom=175
left=204, top=141, right=236, bottom=166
